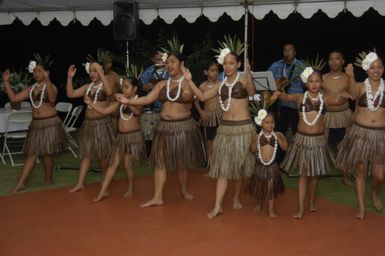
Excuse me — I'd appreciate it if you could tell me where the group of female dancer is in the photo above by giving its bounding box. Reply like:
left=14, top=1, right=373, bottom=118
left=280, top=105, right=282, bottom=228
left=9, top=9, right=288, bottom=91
left=1, top=47, right=384, bottom=220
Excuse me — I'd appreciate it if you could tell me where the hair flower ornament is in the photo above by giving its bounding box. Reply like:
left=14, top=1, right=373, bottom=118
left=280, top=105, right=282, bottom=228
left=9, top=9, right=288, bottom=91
left=300, top=67, right=314, bottom=83
left=254, top=109, right=268, bottom=126
left=27, top=61, right=37, bottom=73
left=84, top=62, right=91, bottom=74
left=361, top=52, right=378, bottom=71
left=216, top=48, right=231, bottom=65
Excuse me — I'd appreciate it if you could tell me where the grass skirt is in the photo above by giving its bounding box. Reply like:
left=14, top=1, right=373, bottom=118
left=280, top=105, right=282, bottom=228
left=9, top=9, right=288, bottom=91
left=150, top=117, right=206, bottom=171
left=336, top=122, right=385, bottom=173
left=247, top=161, right=285, bottom=202
left=280, top=132, right=333, bottom=176
left=208, top=119, right=255, bottom=180
left=324, top=108, right=352, bottom=129
left=24, top=115, right=69, bottom=156
left=198, top=108, right=223, bottom=127
left=78, top=117, right=116, bottom=160
left=108, top=130, right=147, bottom=166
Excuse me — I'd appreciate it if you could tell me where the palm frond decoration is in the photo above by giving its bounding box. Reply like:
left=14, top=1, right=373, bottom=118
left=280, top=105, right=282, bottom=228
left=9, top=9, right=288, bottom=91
left=301, top=54, right=326, bottom=71
left=161, top=35, right=184, bottom=54
left=212, top=34, right=245, bottom=56
left=354, top=47, right=377, bottom=68
left=33, top=53, right=54, bottom=68
left=125, top=64, right=143, bottom=79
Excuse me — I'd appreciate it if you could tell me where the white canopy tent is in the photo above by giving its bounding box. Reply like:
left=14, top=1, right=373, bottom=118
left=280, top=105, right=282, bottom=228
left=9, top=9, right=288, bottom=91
left=0, top=0, right=384, bottom=26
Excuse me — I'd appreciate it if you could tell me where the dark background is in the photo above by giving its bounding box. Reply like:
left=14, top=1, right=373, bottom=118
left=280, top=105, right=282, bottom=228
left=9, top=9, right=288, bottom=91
left=0, top=8, right=384, bottom=106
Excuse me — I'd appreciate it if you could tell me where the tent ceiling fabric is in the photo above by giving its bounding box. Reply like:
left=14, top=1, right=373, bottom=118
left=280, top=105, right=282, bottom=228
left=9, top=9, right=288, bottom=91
left=0, top=0, right=384, bottom=26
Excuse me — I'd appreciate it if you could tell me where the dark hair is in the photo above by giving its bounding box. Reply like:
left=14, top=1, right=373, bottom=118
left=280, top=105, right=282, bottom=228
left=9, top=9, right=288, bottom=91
left=204, top=60, right=218, bottom=71
left=309, top=69, right=323, bottom=81
left=36, top=62, right=50, bottom=71
left=167, top=51, right=185, bottom=62
left=283, top=43, right=297, bottom=52
left=329, top=50, right=344, bottom=59
left=265, top=111, right=276, bottom=121
left=226, top=52, right=241, bottom=63
left=122, top=76, right=144, bottom=96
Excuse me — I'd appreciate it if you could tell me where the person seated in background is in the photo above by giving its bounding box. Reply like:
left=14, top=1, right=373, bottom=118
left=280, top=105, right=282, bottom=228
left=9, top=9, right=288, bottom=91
left=140, top=51, right=169, bottom=110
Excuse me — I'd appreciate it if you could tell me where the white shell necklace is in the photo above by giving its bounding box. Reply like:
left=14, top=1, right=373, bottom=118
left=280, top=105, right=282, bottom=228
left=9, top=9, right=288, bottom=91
left=166, top=76, right=184, bottom=102
left=119, top=95, right=138, bottom=121
left=301, top=91, right=324, bottom=126
left=365, top=78, right=384, bottom=112
left=218, top=72, right=240, bottom=112
left=257, top=130, right=278, bottom=166
left=29, top=82, right=47, bottom=109
left=85, top=82, right=103, bottom=105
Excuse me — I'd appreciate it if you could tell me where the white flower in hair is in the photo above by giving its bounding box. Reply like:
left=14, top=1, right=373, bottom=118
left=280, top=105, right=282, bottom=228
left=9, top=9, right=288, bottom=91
left=300, top=67, right=314, bottom=83
left=254, top=109, right=268, bottom=126
left=85, top=62, right=90, bottom=74
left=216, top=48, right=231, bottom=65
left=161, top=52, right=168, bottom=63
left=28, top=61, right=36, bottom=73
left=362, top=52, right=378, bottom=71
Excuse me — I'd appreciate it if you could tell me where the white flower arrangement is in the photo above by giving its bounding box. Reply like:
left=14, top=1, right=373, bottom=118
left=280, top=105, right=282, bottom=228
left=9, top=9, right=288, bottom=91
left=254, top=109, right=268, bottom=126
left=216, top=48, right=231, bottom=65
left=84, top=62, right=90, bottom=74
left=27, top=61, right=37, bottom=73
left=300, top=67, right=314, bottom=83
left=362, top=52, right=378, bottom=71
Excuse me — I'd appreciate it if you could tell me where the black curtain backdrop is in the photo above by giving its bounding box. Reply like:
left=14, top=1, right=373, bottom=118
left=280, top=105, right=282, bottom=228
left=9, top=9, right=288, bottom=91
left=0, top=8, right=384, bottom=106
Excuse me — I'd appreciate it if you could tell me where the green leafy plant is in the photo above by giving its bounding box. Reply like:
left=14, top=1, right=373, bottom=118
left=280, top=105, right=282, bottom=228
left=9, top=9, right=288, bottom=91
left=0, top=69, right=32, bottom=94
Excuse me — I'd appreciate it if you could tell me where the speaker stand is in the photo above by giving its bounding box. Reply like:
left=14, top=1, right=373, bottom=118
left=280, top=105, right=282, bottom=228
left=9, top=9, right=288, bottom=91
left=126, top=41, right=130, bottom=67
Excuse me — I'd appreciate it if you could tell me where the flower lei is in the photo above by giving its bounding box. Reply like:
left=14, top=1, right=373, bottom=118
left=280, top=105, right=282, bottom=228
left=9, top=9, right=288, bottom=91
left=29, top=82, right=47, bottom=109
left=119, top=95, right=139, bottom=121
left=301, top=91, right=324, bottom=126
left=85, top=82, right=103, bottom=105
left=218, top=72, right=240, bottom=112
left=257, top=131, right=278, bottom=166
left=364, top=78, right=384, bottom=112
left=166, top=76, right=184, bottom=102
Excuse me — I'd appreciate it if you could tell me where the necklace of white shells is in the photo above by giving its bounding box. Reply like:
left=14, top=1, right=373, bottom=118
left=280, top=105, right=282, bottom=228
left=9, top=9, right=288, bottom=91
left=119, top=95, right=138, bottom=121
left=218, top=72, right=240, bottom=112
left=85, top=82, right=103, bottom=108
left=302, top=91, right=324, bottom=126
left=29, top=82, right=47, bottom=109
left=257, top=131, right=278, bottom=166
left=166, top=76, right=184, bottom=101
left=364, top=78, right=384, bottom=112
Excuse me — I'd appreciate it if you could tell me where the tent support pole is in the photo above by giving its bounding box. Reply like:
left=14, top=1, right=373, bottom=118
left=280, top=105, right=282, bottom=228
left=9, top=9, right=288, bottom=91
left=243, top=0, right=249, bottom=71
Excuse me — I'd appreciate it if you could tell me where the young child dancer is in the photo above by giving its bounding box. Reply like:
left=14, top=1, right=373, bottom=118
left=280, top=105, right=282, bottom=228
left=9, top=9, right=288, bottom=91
left=273, top=67, right=349, bottom=219
left=90, top=77, right=146, bottom=201
left=336, top=52, right=385, bottom=219
left=66, top=60, right=115, bottom=193
left=183, top=49, right=256, bottom=219
left=247, top=111, right=288, bottom=218
left=2, top=55, right=69, bottom=192
left=116, top=51, right=206, bottom=207
left=194, top=61, right=222, bottom=164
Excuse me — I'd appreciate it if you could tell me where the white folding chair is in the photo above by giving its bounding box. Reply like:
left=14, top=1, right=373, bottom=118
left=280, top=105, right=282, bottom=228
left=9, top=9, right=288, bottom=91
left=64, top=105, right=83, bottom=158
left=55, top=102, right=73, bottom=126
left=2, top=112, right=32, bottom=166
left=20, top=101, right=32, bottom=109
left=4, top=102, right=11, bottom=110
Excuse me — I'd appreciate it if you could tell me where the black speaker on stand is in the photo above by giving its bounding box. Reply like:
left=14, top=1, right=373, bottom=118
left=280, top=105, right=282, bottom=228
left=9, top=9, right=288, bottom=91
left=113, top=0, right=139, bottom=67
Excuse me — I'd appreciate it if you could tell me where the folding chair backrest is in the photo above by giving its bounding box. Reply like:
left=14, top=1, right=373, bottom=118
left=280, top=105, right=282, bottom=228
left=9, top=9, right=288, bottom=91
left=66, top=105, right=83, bottom=128
left=55, top=102, right=73, bottom=126
left=20, top=101, right=32, bottom=108
left=4, top=102, right=11, bottom=109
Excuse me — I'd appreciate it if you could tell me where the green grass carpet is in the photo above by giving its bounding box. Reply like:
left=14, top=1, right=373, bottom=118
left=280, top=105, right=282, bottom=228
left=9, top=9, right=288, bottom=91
left=0, top=151, right=384, bottom=216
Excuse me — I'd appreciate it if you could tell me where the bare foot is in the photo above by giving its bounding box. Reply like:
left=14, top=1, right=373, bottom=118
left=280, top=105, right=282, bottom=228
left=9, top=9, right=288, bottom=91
left=269, top=211, right=277, bottom=219
left=69, top=184, right=85, bottom=193
left=355, top=210, right=365, bottom=220
left=254, top=205, right=261, bottom=212
left=309, top=206, right=318, bottom=212
left=140, top=198, right=164, bottom=208
left=233, top=198, right=242, bottom=210
left=123, top=190, right=134, bottom=198
left=9, top=184, right=26, bottom=193
left=371, top=193, right=383, bottom=210
left=93, top=192, right=109, bottom=202
left=207, top=207, right=223, bottom=219
left=182, top=190, right=194, bottom=200
left=293, top=211, right=304, bottom=219
left=342, top=176, right=354, bottom=187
